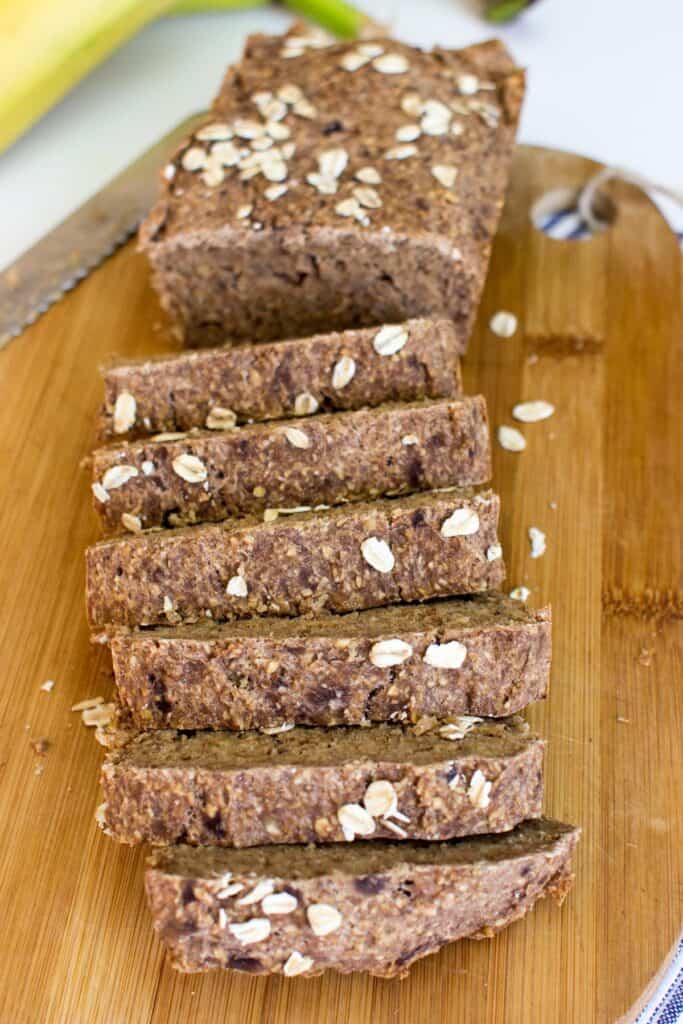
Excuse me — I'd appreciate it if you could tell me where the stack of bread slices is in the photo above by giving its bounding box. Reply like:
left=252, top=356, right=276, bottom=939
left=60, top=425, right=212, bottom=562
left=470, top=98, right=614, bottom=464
left=85, top=28, right=578, bottom=979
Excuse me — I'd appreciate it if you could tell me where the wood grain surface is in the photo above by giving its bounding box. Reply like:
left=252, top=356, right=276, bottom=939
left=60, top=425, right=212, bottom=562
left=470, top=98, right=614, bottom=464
left=0, top=145, right=681, bottom=1024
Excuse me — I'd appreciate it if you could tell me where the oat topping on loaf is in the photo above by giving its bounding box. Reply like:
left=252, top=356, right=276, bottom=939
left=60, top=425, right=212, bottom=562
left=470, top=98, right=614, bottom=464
left=144, top=818, right=579, bottom=975
left=331, top=355, right=356, bottom=390
left=442, top=715, right=482, bottom=738
left=113, top=392, right=136, bottom=434
left=423, top=640, right=468, bottom=668
left=360, top=536, right=395, bottom=573
left=139, top=31, right=524, bottom=346
left=369, top=637, right=414, bottom=667
left=98, top=318, right=463, bottom=441
left=441, top=506, right=481, bottom=536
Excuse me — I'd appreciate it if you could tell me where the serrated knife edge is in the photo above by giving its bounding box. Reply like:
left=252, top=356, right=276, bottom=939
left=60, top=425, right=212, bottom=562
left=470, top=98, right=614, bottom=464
left=0, top=112, right=206, bottom=350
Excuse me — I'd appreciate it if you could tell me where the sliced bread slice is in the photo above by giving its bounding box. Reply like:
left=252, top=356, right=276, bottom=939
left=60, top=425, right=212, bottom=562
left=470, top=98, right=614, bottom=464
left=145, top=817, right=579, bottom=976
left=100, top=717, right=543, bottom=848
left=98, top=318, right=463, bottom=441
left=92, top=397, right=491, bottom=536
left=86, top=488, right=504, bottom=629
left=110, top=594, right=550, bottom=731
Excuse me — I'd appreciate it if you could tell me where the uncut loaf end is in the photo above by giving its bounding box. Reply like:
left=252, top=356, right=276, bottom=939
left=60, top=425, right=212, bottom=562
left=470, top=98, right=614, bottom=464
left=139, top=31, right=524, bottom=347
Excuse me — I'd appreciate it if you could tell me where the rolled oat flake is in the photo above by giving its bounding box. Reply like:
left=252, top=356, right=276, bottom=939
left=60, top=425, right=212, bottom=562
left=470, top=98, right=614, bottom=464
left=498, top=425, right=526, bottom=452
left=528, top=526, right=547, bottom=559
left=228, top=918, right=271, bottom=945
left=468, top=769, right=492, bottom=809
left=172, top=453, right=208, bottom=483
left=92, top=482, right=109, bottom=503
left=373, top=53, right=409, bottom=74
left=226, top=574, right=248, bottom=598
left=489, top=311, right=518, bottom=338
left=121, top=512, right=142, bottom=534
left=369, top=638, right=413, bottom=667
left=486, top=543, right=503, bottom=562
left=262, top=892, right=298, bottom=915
left=441, top=507, right=480, bottom=537
left=338, top=803, right=376, bottom=840
left=331, top=355, right=356, bottom=390
left=113, top=391, right=136, bottom=434
left=363, top=779, right=398, bottom=818
left=294, top=392, right=319, bottom=416
left=283, top=951, right=314, bottom=976
left=423, top=640, right=467, bottom=669
left=206, top=406, right=237, bottom=430
left=102, top=465, right=138, bottom=490
left=512, top=400, right=555, bottom=423
left=361, top=536, right=395, bottom=573
left=373, top=324, right=408, bottom=356
left=307, top=903, right=342, bottom=936
left=284, top=427, right=311, bottom=449
left=237, top=879, right=274, bottom=905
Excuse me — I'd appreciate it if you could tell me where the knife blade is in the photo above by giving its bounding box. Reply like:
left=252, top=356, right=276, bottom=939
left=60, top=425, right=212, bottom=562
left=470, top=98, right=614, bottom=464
left=0, top=112, right=206, bottom=349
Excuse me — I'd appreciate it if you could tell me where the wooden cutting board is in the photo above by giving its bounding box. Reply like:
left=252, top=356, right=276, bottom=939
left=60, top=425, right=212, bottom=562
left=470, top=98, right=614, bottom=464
left=0, top=145, right=681, bottom=1024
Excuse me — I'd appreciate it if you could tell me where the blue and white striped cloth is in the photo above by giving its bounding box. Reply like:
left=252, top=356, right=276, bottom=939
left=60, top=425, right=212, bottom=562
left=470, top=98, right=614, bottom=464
left=535, top=202, right=595, bottom=241
left=534, top=179, right=682, bottom=245
left=633, top=938, right=683, bottom=1024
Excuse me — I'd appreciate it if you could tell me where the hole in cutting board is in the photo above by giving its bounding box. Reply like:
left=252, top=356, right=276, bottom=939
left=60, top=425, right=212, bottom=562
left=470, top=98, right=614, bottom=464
left=531, top=186, right=616, bottom=241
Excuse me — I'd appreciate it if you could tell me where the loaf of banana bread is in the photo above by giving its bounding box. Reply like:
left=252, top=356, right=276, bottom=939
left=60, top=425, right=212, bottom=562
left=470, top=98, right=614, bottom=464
left=145, top=817, right=579, bottom=976
left=92, top=397, right=491, bottom=535
left=86, top=488, right=504, bottom=628
left=98, top=318, right=463, bottom=441
left=109, top=594, right=550, bottom=731
left=139, top=31, right=524, bottom=346
left=100, top=717, right=543, bottom=847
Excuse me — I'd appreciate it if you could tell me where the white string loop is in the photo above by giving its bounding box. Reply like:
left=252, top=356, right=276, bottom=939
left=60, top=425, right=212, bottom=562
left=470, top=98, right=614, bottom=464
left=577, top=166, right=683, bottom=233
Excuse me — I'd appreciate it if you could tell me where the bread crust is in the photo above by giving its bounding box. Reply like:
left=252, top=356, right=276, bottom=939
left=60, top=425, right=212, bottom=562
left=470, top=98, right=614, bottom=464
left=109, top=595, right=550, bottom=730
left=92, top=397, right=491, bottom=536
left=100, top=718, right=543, bottom=847
left=98, top=318, right=463, bottom=441
left=143, top=818, right=578, bottom=976
left=86, top=488, right=505, bottom=629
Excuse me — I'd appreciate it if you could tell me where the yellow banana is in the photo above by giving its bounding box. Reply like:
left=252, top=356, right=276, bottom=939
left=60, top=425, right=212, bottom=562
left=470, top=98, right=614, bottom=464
left=0, top=0, right=365, bottom=154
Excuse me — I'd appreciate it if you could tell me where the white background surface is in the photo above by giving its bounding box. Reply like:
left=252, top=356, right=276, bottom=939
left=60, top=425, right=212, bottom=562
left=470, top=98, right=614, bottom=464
left=1, top=0, right=682, bottom=270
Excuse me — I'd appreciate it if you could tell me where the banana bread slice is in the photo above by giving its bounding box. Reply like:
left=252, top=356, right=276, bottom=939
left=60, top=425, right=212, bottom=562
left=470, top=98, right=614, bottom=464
left=145, top=817, right=579, bottom=976
left=86, top=488, right=504, bottom=629
left=110, top=594, right=550, bottom=731
left=100, top=717, right=543, bottom=847
left=92, top=397, right=491, bottom=536
left=139, top=32, right=524, bottom=347
left=98, top=318, right=463, bottom=441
